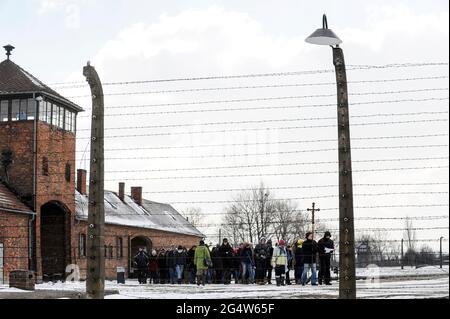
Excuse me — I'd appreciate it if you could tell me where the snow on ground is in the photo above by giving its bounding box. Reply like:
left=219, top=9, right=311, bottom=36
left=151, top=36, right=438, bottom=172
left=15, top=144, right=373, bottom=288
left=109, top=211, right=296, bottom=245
left=1, top=266, right=448, bottom=299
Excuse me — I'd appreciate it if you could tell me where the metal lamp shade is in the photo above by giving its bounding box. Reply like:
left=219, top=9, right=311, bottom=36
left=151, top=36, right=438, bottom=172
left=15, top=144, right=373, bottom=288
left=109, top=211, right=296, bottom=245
left=305, top=28, right=342, bottom=46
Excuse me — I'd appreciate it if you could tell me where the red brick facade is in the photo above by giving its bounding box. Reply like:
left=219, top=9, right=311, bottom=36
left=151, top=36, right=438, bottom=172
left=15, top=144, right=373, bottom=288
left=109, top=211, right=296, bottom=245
left=0, top=210, right=29, bottom=281
left=72, top=221, right=201, bottom=279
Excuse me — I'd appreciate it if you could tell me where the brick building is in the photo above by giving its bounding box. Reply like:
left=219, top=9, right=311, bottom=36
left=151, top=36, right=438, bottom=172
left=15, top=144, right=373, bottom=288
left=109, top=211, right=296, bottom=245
left=0, top=45, right=203, bottom=284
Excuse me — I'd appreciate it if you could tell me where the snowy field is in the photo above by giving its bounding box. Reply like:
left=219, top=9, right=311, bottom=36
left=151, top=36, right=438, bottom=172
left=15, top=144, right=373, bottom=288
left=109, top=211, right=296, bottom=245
left=0, top=266, right=448, bottom=299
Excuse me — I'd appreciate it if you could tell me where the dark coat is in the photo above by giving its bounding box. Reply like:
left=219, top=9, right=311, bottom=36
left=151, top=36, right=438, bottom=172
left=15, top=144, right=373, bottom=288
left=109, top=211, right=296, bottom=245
left=266, top=246, right=274, bottom=268
left=173, top=250, right=187, bottom=266
left=166, top=250, right=176, bottom=268
left=219, top=243, right=234, bottom=269
left=254, top=243, right=268, bottom=262
left=318, top=237, right=335, bottom=257
left=240, top=247, right=254, bottom=265
left=158, top=253, right=167, bottom=270
left=134, top=251, right=149, bottom=268
left=211, top=247, right=223, bottom=269
left=187, top=248, right=196, bottom=270
left=294, top=245, right=303, bottom=266
left=302, top=239, right=318, bottom=264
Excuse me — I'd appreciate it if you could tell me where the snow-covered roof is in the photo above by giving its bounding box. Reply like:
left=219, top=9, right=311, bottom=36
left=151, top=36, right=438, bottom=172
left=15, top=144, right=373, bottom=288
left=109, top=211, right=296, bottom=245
left=75, top=190, right=204, bottom=237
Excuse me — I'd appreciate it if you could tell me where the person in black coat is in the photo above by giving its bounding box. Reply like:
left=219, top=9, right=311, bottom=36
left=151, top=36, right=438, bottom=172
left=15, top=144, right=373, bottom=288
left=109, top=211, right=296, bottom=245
left=173, top=246, right=187, bottom=284
left=187, top=246, right=197, bottom=284
left=265, top=240, right=274, bottom=284
left=318, top=231, right=335, bottom=285
left=166, top=248, right=176, bottom=284
left=157, top=249, right=168, bottom=284
left=134, top=248, right=149, bottom=284
left=218, top=238, right=234, bottom=284
left=254, top=237, right=268, bottom=285
left=301, top=232, right=318, bottom=286
left=211, top=245, right=223, bottom=283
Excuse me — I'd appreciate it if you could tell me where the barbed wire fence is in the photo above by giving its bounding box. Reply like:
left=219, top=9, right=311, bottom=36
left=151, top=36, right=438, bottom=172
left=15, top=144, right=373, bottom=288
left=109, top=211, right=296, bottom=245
left=0, top=62, right=449, bottom=296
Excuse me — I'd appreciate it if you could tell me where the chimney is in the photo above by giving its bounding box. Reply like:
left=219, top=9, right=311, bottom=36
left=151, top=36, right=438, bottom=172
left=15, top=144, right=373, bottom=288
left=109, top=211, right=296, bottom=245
left=131, top=187, right=143, bottom=206
left=118, top=182, right=125, bottom=201
left=76, top=169, right=87, bottom=195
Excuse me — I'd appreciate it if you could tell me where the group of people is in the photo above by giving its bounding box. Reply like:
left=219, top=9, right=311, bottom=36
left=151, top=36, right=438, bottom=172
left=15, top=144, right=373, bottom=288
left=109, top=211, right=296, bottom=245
left=133, top=231, right=335, bottom=287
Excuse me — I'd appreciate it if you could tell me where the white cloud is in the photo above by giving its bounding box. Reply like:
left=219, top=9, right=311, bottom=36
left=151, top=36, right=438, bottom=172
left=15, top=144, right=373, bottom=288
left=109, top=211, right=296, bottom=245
left=340, top=4, right=449, bottom=53
left=37, top=0, right=88, bottom=29
left=90, top=6, right=308, bottom=76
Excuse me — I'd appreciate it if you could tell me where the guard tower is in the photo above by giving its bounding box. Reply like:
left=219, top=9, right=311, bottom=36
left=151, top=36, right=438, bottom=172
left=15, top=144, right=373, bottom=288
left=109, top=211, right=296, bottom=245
left=0, top=45, right=83, bottom=281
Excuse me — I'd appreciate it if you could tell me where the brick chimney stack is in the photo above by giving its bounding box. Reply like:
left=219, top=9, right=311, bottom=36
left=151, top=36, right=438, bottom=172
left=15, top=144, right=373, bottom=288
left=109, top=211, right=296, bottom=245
left=118, top=182, right=125, bottom=201
left=130, top=187, right=143, bottom=206
left=76, top=169, right=87, bottom=195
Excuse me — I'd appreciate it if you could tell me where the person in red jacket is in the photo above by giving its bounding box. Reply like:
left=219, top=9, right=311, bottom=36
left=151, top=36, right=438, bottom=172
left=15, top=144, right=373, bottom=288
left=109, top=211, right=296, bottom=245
left=148, top=250, right=159, bottom=284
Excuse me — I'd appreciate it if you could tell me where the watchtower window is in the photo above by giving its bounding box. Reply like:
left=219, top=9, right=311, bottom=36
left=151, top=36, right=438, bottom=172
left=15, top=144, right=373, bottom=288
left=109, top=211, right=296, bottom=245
left=0, top=100, right=8, bottom=122
left=9, top=99, right=35, bottom=121
left=42, top=157, right=49, bottom=176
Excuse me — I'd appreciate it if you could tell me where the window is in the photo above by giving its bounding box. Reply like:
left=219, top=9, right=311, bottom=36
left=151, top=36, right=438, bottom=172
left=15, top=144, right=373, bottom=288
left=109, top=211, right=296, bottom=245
left=0, top=100, right=8, bottom=122
left=58, top=106, right=64, bottom=129
left=46, top=102, right=52, bottom=124
left=39, top=101, right=51, bottom=124
left=11, top=100, right=19, bottom=121
left=42, top=157, right=49, bottom=176
left=116, top=237, right=123, bottom=259
left=52, top=104, right=58, bottom=127
left=65, top=162, right=71, bottom=182
left=26, top=99, right=36, bottom=120
left=79, top=233, right=86, bottom=257
left=104, top=245, right=108, bottom=258
left=10, top=99, right=35, bottom=121
left=39, top=100, right=47, bottom=122
left=109, top=245, right=114, bottom=259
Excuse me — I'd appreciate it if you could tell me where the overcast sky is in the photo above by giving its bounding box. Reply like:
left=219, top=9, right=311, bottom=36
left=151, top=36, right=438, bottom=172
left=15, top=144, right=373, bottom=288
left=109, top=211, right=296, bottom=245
left=1, top=0, right=449, bottom=249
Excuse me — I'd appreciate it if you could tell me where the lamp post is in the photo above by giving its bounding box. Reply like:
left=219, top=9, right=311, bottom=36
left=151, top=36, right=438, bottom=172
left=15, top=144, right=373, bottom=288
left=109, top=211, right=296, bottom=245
left=306, top=14, right=356, bottom=299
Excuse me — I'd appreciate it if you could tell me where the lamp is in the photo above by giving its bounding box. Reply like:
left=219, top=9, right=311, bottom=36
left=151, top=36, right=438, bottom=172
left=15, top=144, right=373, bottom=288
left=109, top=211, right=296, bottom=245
left=305, top=14, right=342, bottom=46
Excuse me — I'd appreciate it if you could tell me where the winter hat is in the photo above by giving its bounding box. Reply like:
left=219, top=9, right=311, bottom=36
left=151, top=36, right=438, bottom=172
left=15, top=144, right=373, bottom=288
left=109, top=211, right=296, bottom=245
left=151, top=250, right=157, bottom=256
left=296, top=239, right=304, bottom=247
left=199, top=240, right=205, bottom=246
left=278, top=239, right=286, bottom=246
left=324, top=231, right=332, bottom=238
left=178, top=245, right=183, bottom=250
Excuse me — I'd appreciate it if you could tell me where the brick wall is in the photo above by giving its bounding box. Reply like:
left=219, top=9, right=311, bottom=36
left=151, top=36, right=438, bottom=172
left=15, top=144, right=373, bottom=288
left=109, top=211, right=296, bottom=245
left=34, top=122, right=76, bottom=281
left=0, top=121, right=35, bottom=206
left=72, top=221, right=202, bottom=279
left=0, top=210, right=30, bottom=283
left=0, top=121, right=76, bottom=281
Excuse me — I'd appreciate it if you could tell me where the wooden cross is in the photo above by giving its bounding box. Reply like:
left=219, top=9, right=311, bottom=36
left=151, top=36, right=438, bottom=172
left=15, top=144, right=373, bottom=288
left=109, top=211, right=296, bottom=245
left=307, top=202, right=320, bottom=239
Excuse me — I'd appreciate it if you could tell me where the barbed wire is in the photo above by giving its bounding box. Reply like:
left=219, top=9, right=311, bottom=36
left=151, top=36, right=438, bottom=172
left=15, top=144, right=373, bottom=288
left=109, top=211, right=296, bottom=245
left=77, top=88, right=449, bottom=111
left=47, top=62, right=450, bottom=87
left=2, top=215, right=449, bottom=229
left=8, top=133, right=448, bottom=156
left=53, top=75, right=450, bottom=95
left=76, top=97, right=450, bottom=118
left=72, top=119, right=450, bottom=140
left=75, top=110, right=450, bottom=132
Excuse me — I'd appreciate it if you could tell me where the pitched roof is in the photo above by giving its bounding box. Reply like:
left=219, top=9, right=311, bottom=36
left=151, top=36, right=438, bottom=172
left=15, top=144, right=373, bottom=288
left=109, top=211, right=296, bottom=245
left=75, top=190, right=205, bottom=238
left=0, top=59, right=83, bottom=112
left=0, top=183, right=33, bottom=214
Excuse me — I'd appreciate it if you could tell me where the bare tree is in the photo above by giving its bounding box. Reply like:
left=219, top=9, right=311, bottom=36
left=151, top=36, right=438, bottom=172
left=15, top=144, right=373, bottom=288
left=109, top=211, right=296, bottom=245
left=222, top=183, right=330, bottom=246
left=182, top=207, right=205, bottom=228
left=404, top=216, right=417, bottom=252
